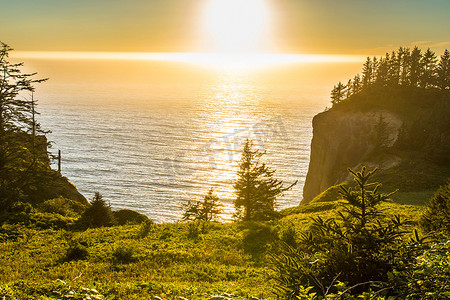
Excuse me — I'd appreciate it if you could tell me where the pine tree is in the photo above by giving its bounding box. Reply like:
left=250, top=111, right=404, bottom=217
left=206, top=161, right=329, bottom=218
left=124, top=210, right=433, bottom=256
left=182, top=188, right=222, bottom=222
left=398, top=47, right=411, bottom=85
left=0, top=42, right=46, bottom=135
left=352, top=74, right=362, bottom=94
left=234, top=139, right=296, bottom=221
left=78, top=192, right=116, bottom=228
left=301, top=167, right=403, bottom=286
left=271, top=168, right=406, bottom=297
left=409, top=46, right=422, bottom=87
left=388, top=50, right=400, bottom=85
left=437, top=49, right=450, bottom=90
left=375, top=56, right=389, bottom=86
left=372, top=57, right=379, bottom=82
left=420, top=181, right=450, bottom=233
left=0, top=42, right=47, bottom=209
left=362, top=57, right=373, bottom=87
left=330, top=81, right=346, bottom=105
left=345, top=79, right=353, bottom=98
left=420, top=48, right=438, bottom=88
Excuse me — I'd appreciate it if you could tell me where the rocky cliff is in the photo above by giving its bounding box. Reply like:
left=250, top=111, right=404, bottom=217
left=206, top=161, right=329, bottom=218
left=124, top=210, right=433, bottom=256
left=302, top=87, right=450, bottom=204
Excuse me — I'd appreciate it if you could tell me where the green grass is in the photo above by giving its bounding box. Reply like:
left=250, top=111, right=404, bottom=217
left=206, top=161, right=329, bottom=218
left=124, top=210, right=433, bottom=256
left=0, top=183, right=435, bottom=299
left=391, top=191, right=435, bottom=206
left=0, top=222, right=275, bottom=299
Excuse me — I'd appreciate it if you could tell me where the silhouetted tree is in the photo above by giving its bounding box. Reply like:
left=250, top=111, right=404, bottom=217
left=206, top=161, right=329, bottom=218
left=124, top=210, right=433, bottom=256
left=352, top=74, right=362, bottom=94
left=399, top=47, right=412, bottom=85
left=420, top=48, right=438, bottom=88
left=387, top=50, right=400, bottom=85
left=345, top=79, right=353, bottom=98
left=234, top=139, right=296, bottom=221
left=0, top=42, right=48, bottom=209
left=375, top=56, right=389, bottom=86
left=182, top=188, right=222, bottom=222
left=409, top=46, right=422, bottom=87
left=362, top=57, right=374, bottom=87
left=330, top=47, right=449, bottom=105
left=437, top=49, right=450, bottom=90
left=330, top=81, right=347, bottom=104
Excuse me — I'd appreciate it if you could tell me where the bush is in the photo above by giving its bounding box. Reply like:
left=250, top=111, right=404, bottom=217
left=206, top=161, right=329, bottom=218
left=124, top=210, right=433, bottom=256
left=242, top=222, right=278, bottom=259
left=113, top=209, right=150, bottom=225
left=137, top=219, right=154, bottom=238
left=182, top=188, right=222, bottom=222
left=112, top=244, right=135, bottom=264
left=187, top=222, right=201, bottom=239
left=39, top=196, right=87, bottom=217
left=387, top=240, right=450, bottom=299
left=78, top=192, right=116, bottom=228
left=279, top=226, right=298, bottom=248
left=420, top=181, right=450, bottom=234
left=64, top=243, right=89, bottom=261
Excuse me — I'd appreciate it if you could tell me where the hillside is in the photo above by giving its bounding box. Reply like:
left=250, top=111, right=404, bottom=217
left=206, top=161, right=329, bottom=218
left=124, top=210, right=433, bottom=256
left=303, top=85, right=450, bottom=205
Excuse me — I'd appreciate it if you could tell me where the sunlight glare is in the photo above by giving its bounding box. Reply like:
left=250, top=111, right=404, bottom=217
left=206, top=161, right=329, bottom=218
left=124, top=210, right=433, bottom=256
left=202, top=0, right=271, bottom=53
left=12, top=51, right=366, bottom=72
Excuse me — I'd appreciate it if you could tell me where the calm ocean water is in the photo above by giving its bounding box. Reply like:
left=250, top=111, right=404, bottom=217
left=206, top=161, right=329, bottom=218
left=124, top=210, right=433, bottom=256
left=19, top=57, right=361, bottom=222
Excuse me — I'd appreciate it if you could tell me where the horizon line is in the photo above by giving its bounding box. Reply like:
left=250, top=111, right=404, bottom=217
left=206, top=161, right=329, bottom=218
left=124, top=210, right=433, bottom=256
left=11, top=51, right=366, bottom=63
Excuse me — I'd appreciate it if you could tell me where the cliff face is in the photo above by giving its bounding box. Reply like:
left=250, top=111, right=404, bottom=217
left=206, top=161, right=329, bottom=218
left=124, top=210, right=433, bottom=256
left=302, top=87, right=450, bottom=204
left=302, top=109, right=403, bottom=203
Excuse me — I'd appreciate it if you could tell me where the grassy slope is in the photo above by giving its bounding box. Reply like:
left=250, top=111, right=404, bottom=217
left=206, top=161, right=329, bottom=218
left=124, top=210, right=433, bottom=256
left=0, top=222, right=274, bottom=299
left=0, top=193, right=428, bottom=299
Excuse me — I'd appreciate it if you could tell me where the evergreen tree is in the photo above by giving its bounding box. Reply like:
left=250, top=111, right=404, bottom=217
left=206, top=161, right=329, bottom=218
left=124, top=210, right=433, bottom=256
left=271, top=168, right=406, bottom=298
left=372, top=57, right=379, bottom=82
left=437, top=49, right=450, bottom=90
left=234, top=139, right=296, bottom=221
left=78, top=192, right=116, bottom=228
left=0, top=42, right=48, bottom=209
left=375, top=56, right=389, bottom=86
left=362, top=57, right=373, bottom=87
left=409, top=46, right=422, bottom=87
left=351, top=74, right=362, bottom=94
left=420, top=48, right=438, bottom=88
left=388, top=50, right=400, bottom=85
left=420, top=181, right=450, bottom=233
left=330, top=81, right=346, bottom=105
left=398, top=47, right=411, bottom=85
left=182, top=188, right=222, bottom=222
left=345, top=79, right=353, bottom=98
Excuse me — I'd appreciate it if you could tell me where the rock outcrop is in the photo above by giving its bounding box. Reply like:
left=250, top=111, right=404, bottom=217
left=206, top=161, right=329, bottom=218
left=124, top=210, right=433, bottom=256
left=302, top=88, right=450, bottom=204
left=302, top=109, right=402, bottom=203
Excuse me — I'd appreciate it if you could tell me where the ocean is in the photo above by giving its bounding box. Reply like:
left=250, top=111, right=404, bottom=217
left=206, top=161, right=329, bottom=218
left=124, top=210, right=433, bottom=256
left=16, top=55, right=362, bottom=222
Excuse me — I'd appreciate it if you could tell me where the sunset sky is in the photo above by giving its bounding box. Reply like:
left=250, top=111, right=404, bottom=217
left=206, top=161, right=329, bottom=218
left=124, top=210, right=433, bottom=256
left=1, top=0, right=449, bottom=55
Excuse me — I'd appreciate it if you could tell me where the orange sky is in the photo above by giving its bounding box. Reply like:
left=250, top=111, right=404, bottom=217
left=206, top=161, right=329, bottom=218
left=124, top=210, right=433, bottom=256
left=1, top=0, right=449, bottom=55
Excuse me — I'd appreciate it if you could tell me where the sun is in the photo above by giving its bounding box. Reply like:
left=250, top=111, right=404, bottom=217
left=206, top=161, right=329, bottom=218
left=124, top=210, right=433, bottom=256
left=201, top=0, right=271, bottom=53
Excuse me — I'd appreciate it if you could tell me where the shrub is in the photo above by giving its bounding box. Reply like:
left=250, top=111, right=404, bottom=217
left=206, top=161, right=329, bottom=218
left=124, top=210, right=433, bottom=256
left=137, top=219, right=154, bottom=238
left=182, top=188, right=222, bottom=222
left=420, top=181, right=450, bottom=234
left=187, top=222, right=201, bottom=239
left=113, top=209, right=150, bottom=225
left=39, top=196, right=87, bottom=217
left=279, top=226, right=297, bottom=248
left=387, top=240, right=450, bottom=299
left=78, top=192, right=116, bottom=228
left=64, top=243, right=89, bottom=261
left=242, top=222, right=278, bottom=259
left=112, top=244, right=135, bottom=264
